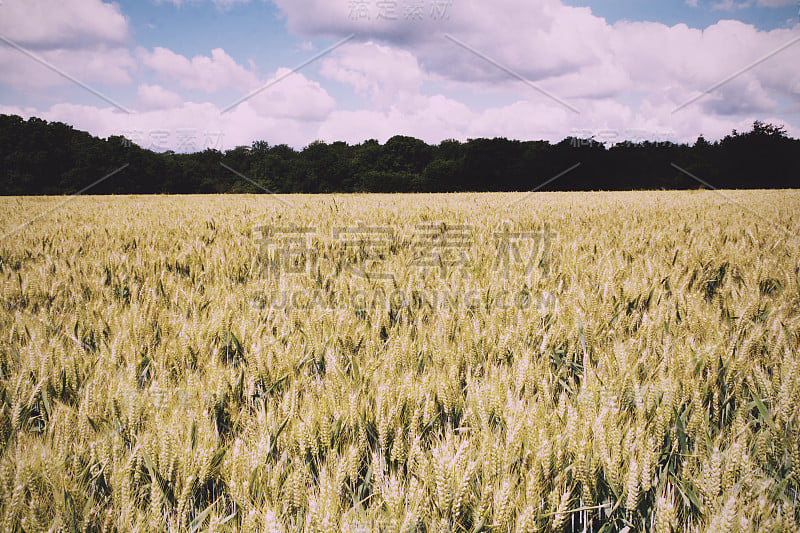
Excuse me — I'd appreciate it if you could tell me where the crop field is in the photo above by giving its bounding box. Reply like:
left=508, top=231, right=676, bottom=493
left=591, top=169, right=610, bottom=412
left=0, top=191, right=799, bottom=532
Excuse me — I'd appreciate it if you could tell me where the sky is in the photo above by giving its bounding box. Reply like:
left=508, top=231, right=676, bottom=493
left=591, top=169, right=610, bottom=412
left=0, top=0, right=799, bottom=152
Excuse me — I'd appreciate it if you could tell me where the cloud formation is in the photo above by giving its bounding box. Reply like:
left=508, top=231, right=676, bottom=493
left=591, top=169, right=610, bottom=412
left=136, top=47, right=260, bottom=93
left=0, top=0, right=797, bottom=150
left=0, top=0, right=129, bottom=50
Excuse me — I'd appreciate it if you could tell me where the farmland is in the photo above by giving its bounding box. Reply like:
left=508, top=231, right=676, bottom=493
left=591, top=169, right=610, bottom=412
left=1, top=191, right=799, bottom=532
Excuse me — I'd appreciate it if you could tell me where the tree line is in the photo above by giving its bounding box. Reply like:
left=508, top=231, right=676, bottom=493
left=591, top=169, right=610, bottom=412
left=1, top=114, right=798, bottom=195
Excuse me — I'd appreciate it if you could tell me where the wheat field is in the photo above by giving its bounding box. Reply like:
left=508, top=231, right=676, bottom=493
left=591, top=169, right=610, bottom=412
left=0, top=191, right=799, bottom=532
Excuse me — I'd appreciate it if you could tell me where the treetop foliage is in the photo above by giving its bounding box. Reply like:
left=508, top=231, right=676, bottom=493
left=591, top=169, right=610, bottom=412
left=1, top=114, right=797, bottom=195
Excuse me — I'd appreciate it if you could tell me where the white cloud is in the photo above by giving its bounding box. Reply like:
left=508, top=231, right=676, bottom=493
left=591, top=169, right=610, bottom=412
left=273, top=0, right=800, bottom=144
left=1, top=101, right=325, bottom=152
left=712, top=0, right=752, bottom=11
left=154, top=0, right=251, bottom=9
left=320, top=42, right=425, bottom=111
left=0, top=0, right=133, bottom=95
left=244, top=68, right=336, bottom=121
left=3, top=0, right=799, bottom=150
left=271, top=0, right=800, bottom=116
left=133, top=44, right=336, bottom=120
left=0, top=46, right=135, bottom=89
left=0, top=0, right=129, bottom=49
left=0, top=55, right=338, bottom=151
left=612, top=20, right=800, bottom=114
left=316, top=95, right=474, bottom=144
left=137, top=84, right=184, bottom=111
left=4, top=81, right=798, bottom=155
left=136, top=47, right=260, bottom=93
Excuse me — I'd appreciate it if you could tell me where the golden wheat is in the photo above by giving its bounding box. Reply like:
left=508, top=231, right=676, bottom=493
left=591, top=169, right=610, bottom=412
left=0, top=191, right=798, bottom=531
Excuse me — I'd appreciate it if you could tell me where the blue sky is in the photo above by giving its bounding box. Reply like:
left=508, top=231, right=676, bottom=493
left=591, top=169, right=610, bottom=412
left=1, top=0, right=798, bottom=151
left=564, top=0, right=798, bottom=30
